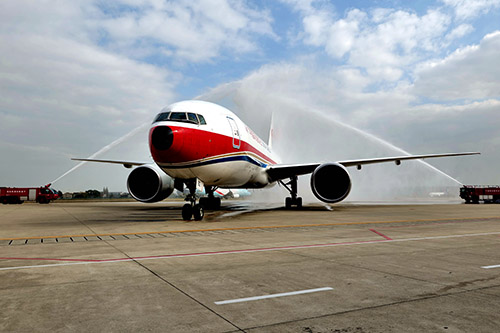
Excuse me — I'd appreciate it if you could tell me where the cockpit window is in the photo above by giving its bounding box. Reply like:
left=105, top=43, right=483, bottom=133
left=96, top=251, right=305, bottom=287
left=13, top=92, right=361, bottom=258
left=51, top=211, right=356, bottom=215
left=198, top=114, right=206, bottom=125
left=153, top=112, right=170, bottom=123
left=170, top=112, right=188, bottom=121
left=153, top=111, right=207, bottom=125
left=187, top=113, right=198, bottom=124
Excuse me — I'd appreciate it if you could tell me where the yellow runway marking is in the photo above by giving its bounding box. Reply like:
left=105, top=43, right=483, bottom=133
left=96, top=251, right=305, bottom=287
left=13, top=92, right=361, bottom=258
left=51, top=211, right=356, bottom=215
left=1, top=215, right=499, bottom=241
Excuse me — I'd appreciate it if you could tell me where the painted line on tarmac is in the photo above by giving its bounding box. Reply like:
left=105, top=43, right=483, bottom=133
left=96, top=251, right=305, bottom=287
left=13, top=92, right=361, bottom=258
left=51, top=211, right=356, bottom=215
left=214, top=287, right=333, bottom=305
left=0, top=238, right=389, bottom=270
left=2, top=231, right=500, bottom=271
left=2, top=216, right=499, bottom=242
left=369, top=229, right=393, bottom=240
left=481, top=264, right=500, bottom=269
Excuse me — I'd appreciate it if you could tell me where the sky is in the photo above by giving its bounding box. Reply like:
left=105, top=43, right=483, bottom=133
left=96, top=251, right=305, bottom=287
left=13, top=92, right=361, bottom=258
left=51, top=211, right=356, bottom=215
left=1, top=0, right=500, bottom=196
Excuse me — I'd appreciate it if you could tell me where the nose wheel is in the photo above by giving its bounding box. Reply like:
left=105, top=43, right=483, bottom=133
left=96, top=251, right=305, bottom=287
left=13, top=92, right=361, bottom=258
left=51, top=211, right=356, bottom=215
left=182, top=179, right=205, bottom=221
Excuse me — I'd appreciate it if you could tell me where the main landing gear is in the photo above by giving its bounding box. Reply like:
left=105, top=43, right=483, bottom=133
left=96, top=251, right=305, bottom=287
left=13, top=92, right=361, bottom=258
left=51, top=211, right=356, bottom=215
left=279, top=176, right=302, bottom=209
left=199, top=186, right=221, bottom=210
left=182, top=179, right=204, bottom=221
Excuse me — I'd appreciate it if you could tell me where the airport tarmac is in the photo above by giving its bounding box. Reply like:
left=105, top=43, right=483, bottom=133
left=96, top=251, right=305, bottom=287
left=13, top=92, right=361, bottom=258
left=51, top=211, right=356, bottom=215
left=1, top=200, right=500, bottom=332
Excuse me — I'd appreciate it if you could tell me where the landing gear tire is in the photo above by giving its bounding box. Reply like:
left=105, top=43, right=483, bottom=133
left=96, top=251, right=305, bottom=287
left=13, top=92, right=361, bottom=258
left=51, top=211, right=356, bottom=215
left=199, top=197, right=221, bottom=210
left=182, top=204, right=193, bottom=220
left=281, top=176, right=303, bottom=209
left=193, top=204, right=204, bottom=221
left=285, top=196, right=302, bottom=209
left=296, top=197, right=302, bottom=209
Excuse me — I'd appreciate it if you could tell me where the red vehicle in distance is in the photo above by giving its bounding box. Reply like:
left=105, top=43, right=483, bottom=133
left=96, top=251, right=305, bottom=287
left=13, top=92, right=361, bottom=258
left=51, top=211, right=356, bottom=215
left=0, top=184, right=60, bottom=204
left=460, top=185, right=500, bottom=204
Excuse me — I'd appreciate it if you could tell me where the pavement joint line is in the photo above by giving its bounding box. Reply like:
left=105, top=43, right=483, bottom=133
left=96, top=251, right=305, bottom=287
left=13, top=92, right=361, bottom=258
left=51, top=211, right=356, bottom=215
left=2, top=231, right=500, bottom=271
left=1, top=215, right=499, bottom=241
left=214, top=287, right=334, bottom=305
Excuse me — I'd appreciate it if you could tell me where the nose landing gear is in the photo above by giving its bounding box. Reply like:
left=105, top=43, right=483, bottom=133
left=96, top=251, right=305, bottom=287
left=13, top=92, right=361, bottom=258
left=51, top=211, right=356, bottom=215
left=182, top=179, right=204, bottom=221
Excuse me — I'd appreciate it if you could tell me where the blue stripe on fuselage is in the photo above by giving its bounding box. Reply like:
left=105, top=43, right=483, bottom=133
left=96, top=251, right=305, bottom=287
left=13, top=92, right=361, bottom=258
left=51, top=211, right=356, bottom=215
left=158, top=154, right=268, bottom=169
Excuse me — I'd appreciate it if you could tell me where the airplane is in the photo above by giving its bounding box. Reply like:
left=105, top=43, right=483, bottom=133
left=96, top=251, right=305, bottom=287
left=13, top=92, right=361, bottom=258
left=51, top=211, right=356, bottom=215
left=73, top=100, right=479, bottom=220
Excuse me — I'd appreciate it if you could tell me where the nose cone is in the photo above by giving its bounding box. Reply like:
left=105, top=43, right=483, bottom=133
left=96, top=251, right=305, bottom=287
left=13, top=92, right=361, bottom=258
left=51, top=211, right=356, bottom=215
left=151, top=126, right=173, bottom=151
left=150, top=125, right=186, bottom=163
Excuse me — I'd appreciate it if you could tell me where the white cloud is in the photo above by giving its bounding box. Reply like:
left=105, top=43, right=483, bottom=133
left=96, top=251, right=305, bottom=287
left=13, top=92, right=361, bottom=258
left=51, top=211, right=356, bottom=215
left=96, top=0, right=277, bottom=62
left=414, top=31, right=500, bottom=101
left=286, top=4, right=454, bottom=82
left=442, top=0, right=500, bottom=20
left=445, top=23, right=474, bottom=41
left=324, top=9, right=365, bottom=59
left=0, top=33, right=175, bottom=145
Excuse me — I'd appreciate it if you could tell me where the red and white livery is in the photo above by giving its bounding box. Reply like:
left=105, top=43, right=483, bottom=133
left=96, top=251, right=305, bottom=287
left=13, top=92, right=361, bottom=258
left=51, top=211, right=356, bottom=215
left=74, top=100, right=479, bottom=220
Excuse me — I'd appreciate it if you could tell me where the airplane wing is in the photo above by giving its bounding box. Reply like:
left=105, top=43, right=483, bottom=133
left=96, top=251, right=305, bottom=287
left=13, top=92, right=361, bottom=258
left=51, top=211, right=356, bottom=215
left=71, top=158, right=148, bottom=169
left=266, top=152, right=479, bottom=182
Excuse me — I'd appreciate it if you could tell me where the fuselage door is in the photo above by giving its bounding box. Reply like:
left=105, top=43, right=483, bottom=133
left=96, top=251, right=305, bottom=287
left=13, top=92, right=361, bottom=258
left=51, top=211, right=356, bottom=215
left=226, top=116, right=241, bottom=149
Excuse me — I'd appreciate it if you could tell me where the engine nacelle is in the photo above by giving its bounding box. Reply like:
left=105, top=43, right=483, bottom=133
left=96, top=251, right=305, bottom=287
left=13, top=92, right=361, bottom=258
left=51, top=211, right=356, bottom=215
left=127, top=164, right=174, bottom=203
left=310, top=163, right=351, bottom=203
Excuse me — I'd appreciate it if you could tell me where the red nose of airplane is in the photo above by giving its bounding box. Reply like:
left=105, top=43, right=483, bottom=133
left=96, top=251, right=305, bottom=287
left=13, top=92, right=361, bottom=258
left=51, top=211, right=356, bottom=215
left=151, top=126, right=174, bottom=151
left=150, top=126, right=185, bottom=163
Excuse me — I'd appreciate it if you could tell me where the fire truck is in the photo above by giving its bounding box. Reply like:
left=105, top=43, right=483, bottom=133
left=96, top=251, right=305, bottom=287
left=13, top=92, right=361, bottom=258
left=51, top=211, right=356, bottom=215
left=0, top=184, right=60, bottom=204
left=460, top=185, right=500, bottom=204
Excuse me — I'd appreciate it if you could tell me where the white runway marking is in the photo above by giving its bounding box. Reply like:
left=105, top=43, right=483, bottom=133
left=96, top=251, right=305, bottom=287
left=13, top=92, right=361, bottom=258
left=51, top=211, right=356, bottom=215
left=481, top=264, right=500, bottom=269
left=214, top=287, right=333, bottom=305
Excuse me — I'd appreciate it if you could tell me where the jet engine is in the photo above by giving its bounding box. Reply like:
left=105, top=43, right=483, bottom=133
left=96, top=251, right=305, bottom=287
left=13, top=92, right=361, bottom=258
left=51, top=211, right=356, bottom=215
left=310, top=163, right=351, bottom=203
left=127, top=164, right=174, bottom=203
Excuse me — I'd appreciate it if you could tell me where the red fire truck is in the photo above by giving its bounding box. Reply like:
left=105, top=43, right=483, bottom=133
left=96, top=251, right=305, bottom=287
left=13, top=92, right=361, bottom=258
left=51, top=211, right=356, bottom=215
left=0, top=184, right=60, bottom=204
left=460, top=185, right=500, bottom=204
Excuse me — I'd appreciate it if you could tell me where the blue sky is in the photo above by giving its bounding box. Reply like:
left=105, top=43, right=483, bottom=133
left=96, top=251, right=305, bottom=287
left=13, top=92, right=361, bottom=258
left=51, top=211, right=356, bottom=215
left=1, top=0, right=500, bottom=193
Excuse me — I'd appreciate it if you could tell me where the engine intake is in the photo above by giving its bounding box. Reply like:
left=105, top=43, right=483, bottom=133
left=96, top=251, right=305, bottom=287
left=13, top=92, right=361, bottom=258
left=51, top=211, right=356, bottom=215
left=310, top=163, right=351, bottom=203
left=127, top=164, right=174, bottom=203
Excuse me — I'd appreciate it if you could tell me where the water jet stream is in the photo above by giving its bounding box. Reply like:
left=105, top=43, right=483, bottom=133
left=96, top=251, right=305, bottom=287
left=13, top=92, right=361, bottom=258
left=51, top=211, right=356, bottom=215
left=51, top=122, right=149, bottom=185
